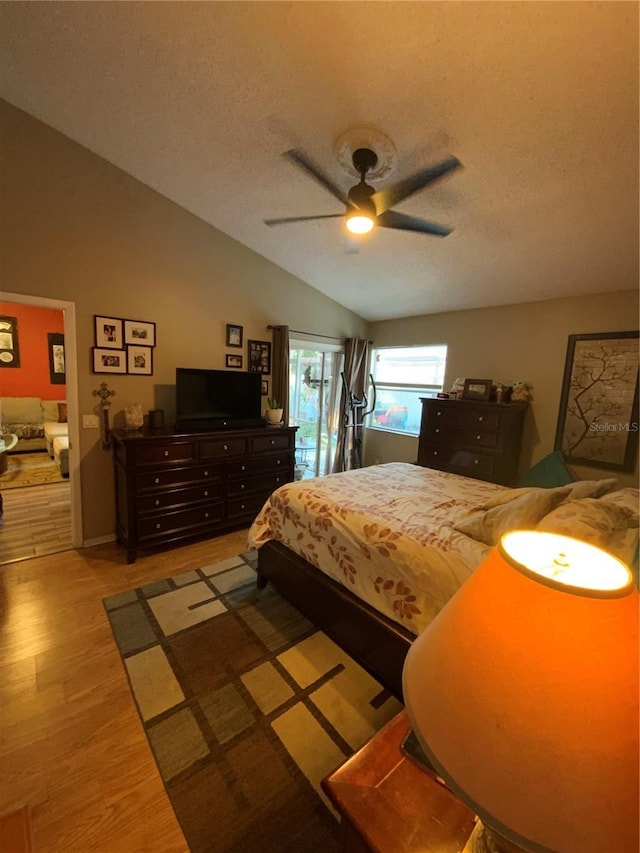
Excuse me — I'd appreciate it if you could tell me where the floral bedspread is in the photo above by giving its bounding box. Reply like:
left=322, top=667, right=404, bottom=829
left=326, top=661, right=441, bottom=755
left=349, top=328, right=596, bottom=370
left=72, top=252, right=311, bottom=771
left=248, top=462, right=506, bottom=636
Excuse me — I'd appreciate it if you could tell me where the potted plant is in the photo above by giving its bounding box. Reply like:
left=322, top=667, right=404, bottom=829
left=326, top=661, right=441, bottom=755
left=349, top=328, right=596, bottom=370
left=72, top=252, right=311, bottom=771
left=265, top=396, right=283, bottom=425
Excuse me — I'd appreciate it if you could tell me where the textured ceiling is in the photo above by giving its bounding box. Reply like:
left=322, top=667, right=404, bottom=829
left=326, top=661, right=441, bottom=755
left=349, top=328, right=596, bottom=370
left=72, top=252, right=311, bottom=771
left=0, top=2, right=637, bottom=322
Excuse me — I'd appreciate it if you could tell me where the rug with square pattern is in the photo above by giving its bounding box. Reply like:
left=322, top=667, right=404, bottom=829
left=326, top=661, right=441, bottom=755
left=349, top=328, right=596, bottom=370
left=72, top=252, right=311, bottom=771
left=104, top=551, right=402, bottom=853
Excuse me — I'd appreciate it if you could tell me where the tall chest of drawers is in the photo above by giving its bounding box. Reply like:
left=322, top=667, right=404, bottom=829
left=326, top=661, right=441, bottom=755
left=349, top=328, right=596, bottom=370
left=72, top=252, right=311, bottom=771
left=417, top=398, right=526, bottom=486
left=112, top=425, right=296, bottom=563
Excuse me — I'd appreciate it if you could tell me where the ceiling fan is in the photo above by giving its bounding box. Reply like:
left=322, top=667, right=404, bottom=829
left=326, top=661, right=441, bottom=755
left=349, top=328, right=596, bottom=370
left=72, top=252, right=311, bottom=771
left=264, top=147, right=461, bottom=237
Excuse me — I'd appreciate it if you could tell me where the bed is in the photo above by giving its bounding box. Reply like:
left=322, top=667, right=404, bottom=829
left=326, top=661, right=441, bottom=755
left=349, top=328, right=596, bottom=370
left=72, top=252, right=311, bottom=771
left=248, top=463, right=507, bottom=697
left=249, top=463, right=639, bottom=700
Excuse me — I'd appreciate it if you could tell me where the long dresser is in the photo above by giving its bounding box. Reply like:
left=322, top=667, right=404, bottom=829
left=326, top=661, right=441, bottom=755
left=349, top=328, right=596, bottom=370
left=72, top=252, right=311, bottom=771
left=417, top=397, right=527, bottom=486
left=112, top=425, right=297, bottom=563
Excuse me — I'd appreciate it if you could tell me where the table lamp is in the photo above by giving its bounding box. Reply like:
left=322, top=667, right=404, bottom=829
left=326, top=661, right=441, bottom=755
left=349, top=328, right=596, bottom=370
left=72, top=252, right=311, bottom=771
left=403, top=530, right=639, bottom=853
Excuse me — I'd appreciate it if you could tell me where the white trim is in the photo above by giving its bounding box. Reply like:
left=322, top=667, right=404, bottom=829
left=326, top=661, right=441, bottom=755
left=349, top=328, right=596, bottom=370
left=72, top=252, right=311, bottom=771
left=83, top=534, right=116, bottom=547
left=1, top=290, right=83, bottom=547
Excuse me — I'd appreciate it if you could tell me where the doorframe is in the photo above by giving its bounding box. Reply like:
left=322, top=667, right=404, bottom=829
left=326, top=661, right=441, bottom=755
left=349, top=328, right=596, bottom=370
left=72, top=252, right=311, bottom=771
left=2, top=290, right=83, bottom=547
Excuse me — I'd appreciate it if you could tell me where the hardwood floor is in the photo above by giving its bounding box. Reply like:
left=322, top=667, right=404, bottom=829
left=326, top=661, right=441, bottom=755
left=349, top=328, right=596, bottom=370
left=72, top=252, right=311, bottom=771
left=0, top=482, right=72, bottom=565
left=0, top=528, right=251, bottom=852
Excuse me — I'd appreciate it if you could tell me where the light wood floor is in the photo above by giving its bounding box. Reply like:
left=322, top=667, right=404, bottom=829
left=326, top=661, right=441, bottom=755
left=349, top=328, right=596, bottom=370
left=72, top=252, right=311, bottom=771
left=0, top=528, right=250, bottom=852
left=0, top=482, right=72, bottom=565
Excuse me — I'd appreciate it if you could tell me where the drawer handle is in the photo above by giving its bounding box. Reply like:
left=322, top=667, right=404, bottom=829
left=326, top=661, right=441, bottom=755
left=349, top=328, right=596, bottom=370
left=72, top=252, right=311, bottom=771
left=155, top=499, right=160, bottom=506
left=433, top=450, right=438, bottom=456
left=276, top=459, right=281, bottom=465
left=204, top=470, right=209, bottom=477
left=240, top=484, right=245, bottom=490
left=154, top=477, right=160, bottom=484
left=478, top=416, right=484, bottom=422
left=241, top=465, right=246, bottom=471
left=275, top=477, right=280, bottom=483
left=435, top=428, right=440, bottom=434
left=204, top=490, right=209, bottom=497
left=156, top=523, right=161, bottom=530
left=223, top=444, right=228, bottom=451
left=204, top=512, right=209, bottom=519
left=240, top=503, right=245, bottom=510
left=476, top=435, right=481, bottom=440
left=270, top=439, right=275, bottom=445
left=474, top=459, right=479, bottom=465
left=436, top=411, right=442, bottom=416
left=164, top=450, right=169, bottom=457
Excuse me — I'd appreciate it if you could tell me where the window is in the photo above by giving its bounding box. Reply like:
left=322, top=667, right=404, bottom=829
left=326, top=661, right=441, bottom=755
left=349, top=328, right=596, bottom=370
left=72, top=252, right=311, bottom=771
left=368, top=345, right=447, bottom=435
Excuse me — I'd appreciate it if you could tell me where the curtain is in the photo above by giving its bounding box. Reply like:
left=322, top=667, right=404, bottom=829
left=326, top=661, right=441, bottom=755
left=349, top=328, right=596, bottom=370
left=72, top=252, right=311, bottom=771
left=270, top=325, right=290, bottom=425
left=321, top=350, right=344, bottom=475
left=332, top=337, right=371, bottom=473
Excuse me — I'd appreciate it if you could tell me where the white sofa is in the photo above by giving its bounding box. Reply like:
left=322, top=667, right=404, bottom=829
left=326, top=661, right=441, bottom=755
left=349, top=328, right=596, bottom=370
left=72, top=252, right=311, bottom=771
left=0, top=397, right=68, bottom=455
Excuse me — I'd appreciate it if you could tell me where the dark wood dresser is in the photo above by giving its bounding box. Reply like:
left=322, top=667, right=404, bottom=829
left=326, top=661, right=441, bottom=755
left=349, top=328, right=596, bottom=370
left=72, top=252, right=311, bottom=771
left=112, top=425, right=296, bottom=562
left=417, top=397, right=526, bottom=486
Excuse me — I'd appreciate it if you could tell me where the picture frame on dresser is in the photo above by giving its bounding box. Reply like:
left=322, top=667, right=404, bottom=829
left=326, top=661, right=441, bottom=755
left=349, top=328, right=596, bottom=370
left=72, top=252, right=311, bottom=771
left=462, top=378, right=492, bottom=402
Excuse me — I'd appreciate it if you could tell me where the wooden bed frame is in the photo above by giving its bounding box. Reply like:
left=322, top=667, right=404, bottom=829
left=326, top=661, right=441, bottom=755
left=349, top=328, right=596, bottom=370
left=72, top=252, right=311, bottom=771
left=257, top=540, right=415, bottom=701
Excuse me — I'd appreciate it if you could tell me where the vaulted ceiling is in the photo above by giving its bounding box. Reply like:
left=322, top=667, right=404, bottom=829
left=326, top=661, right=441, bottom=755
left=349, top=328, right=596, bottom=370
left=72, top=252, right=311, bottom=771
left=0, top=2, right=637, bottom=321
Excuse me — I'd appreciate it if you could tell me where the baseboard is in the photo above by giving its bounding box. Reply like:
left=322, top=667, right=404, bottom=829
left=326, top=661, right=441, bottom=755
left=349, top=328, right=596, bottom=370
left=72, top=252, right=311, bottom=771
left=82, top=533, right=116, bottom=547
left=0, top=805, right=33, bottom=853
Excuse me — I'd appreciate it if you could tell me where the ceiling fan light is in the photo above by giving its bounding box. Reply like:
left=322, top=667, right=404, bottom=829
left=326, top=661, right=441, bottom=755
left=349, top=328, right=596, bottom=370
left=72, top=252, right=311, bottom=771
left=346, top=214, right=375, bottom=234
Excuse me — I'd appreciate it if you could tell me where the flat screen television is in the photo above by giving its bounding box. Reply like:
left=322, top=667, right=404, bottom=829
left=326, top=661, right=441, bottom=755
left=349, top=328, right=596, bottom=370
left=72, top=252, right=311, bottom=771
left=175, top=367, right=264, bottom=431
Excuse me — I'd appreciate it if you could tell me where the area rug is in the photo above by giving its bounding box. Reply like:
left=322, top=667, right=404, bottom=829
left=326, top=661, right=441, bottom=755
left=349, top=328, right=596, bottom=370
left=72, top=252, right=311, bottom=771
left=104, top=551, right=402, bottom=853
left=0, top=452, right=65, bottom=489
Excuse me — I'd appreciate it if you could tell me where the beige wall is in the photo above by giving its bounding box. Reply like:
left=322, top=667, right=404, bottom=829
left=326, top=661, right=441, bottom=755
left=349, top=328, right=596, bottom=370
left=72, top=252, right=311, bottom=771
left=0, top=100, right=367, bottom=542
left=365, top=292, right=639, bottom=488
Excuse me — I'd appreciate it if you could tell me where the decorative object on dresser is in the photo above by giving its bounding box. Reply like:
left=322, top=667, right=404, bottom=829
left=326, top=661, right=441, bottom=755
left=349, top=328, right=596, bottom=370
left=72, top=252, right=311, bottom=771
left=403, top=530, right=638, bottom=853
left=112, top=425, right=297, bottom=562
left=417, top=397, right=527, bottom=486
left=461, top=378, right=492, bottom=402
left=264, top=396, right=283, bottom=425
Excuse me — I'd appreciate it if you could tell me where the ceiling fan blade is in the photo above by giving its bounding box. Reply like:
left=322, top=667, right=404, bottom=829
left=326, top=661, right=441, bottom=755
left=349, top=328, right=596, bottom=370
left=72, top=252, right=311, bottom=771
left=283, top=149, right=351, bottom=207
left=264, top=213, right=344, bottom=226
left=372, top=155, right=462, bottom=214
left=377, top=210, right=453, bottom=236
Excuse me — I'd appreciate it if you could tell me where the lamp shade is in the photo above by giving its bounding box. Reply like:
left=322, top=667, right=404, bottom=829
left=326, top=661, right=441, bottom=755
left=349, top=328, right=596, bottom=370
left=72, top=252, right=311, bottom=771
left=402, top=531, right=639, bottom=853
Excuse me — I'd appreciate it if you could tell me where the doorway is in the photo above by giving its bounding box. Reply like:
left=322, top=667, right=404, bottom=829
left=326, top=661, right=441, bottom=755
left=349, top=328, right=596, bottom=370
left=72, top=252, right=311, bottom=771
left=289, top=338, right=344, bottom=478
left=0, top=292, right=82, bottom=564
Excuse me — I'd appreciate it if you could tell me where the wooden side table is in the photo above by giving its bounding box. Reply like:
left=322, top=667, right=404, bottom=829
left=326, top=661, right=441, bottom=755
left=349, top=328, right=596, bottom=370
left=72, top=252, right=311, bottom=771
left=322, top=712, right=476, bottom=852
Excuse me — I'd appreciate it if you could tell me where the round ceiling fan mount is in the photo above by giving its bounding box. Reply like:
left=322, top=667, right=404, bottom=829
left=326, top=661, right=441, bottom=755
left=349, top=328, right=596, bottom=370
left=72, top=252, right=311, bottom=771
left=333, top=127, right=398, bottom=182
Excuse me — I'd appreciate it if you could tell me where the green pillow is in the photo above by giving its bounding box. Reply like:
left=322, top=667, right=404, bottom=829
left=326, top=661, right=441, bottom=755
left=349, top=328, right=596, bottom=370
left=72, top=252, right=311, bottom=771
left=519, top=451, right=575, bottom=488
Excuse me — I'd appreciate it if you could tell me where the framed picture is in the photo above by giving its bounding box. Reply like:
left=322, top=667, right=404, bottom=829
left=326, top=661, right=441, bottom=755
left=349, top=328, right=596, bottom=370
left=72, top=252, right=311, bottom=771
left=127, top=345, right=153, bottom=376
left=261, top=379, right=269, bottom=395
left=226, top=323, right=243, bottom=348
left=226, top=353, right=243, bottom=369
left=248, top=339, right=271, bottom=374
left=462, top=378, right=492, bottom=402
left=48, top=332, right=66, bottom=384
left=124, top=318, right=156, bottom=347
left=93, top=347, right=126, bottom=374
left=554, top=331, right=639, bottom=472
left=95, top=315, right=124, bottom=349
left=0, top=315, right=20, bottom=368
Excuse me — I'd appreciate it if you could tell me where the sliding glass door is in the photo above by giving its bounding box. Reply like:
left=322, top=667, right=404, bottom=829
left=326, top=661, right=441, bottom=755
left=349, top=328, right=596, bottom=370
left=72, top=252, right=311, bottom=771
left=289, top=339, right=344, bottom=479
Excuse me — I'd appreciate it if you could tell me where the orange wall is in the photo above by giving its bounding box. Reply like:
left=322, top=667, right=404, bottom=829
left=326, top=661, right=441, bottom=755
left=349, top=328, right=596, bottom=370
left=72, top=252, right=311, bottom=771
left=0, top=301, right=66, bottom=398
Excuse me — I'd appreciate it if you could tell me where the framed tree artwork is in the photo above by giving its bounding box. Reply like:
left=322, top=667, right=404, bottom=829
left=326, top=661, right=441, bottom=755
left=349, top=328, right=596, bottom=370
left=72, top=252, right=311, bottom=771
left=554, top=331, right=639, bottom=472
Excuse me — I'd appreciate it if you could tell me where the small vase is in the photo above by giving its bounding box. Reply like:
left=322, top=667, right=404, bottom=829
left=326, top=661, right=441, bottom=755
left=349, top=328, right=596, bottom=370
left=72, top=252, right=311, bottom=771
left=265, top=408, right=283, bottom=425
